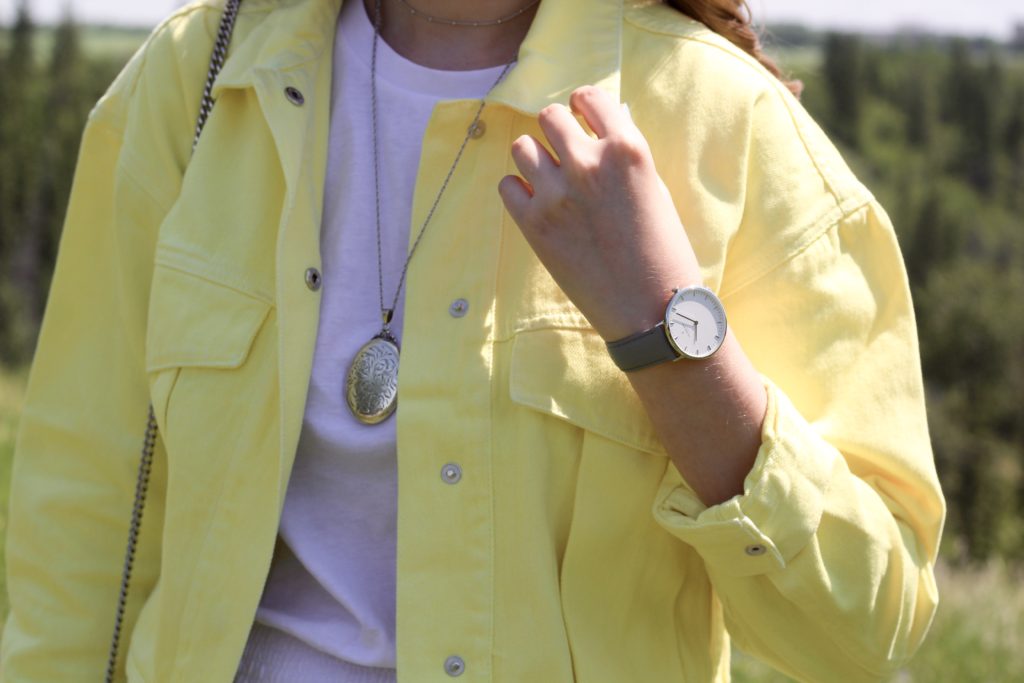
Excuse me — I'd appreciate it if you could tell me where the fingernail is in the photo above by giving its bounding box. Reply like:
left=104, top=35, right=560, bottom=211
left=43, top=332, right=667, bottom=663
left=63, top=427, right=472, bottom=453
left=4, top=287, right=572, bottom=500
left=621, top=101, right=633, bottom=120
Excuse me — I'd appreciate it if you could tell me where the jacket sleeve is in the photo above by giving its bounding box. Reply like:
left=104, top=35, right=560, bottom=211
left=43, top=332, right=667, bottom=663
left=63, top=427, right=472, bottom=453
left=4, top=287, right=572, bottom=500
left=0, top=48, right=177, bottom=681
left=651, top=197, right=945, bottom=681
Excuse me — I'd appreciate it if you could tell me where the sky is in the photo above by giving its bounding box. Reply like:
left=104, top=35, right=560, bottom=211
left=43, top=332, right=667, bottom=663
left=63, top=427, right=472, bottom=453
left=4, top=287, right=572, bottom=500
left=1, top=0, right=1022, bottom=41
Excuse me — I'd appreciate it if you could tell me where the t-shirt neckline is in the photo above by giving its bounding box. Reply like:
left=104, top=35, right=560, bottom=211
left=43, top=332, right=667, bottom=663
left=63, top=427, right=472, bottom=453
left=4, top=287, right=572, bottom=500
left=338, top=0, right=512, bottom=100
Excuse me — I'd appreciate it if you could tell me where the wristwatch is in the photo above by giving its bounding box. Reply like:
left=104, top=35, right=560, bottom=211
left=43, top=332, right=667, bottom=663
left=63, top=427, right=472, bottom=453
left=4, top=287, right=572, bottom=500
left=605, top=286, right=728, bottom=372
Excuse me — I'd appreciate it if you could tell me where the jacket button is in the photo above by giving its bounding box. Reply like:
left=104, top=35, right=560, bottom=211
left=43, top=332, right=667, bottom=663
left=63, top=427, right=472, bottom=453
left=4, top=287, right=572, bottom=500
left=441, top=463, right=462, bottom=484
left=449, top=298, right=469, bottom=317
left=468, top=120, right=486, bottom=139
left=745, top=544, right=767, bottom=556
left=444, top=655, right=466, bottom=677
left=284, top=86, right=305, bottom=106
left=304, top=267, right=322, bottom=291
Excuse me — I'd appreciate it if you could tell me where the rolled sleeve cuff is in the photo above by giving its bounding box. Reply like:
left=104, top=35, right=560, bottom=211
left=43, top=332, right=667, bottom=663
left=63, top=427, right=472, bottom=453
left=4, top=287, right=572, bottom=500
left=651, top=377, right=839, bottom=577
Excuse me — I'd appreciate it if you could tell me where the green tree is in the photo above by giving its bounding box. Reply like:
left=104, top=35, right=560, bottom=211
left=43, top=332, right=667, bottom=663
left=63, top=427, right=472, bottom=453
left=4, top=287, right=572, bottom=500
left=821, top=32, right=865, bottom=146
left=941, top=42, right=1002, bottom=193
left=0, top=0, right=44, bottom=364
left=903, top=54, right=938, bottom=148
left=1002, top=85, right=1024, bottom=211
left=35, top=12, right=89, bottom=319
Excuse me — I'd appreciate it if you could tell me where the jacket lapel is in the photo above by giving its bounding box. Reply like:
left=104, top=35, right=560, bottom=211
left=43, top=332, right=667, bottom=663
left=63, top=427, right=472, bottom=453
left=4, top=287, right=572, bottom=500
left=213, top=0, right=343, bottom=502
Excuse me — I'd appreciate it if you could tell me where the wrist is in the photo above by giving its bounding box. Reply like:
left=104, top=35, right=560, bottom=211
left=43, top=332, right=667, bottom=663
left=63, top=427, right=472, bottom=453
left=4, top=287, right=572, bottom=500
left=597, top=277, right=702, bottom=343
left=604, top=283, right=726, bottom=373
left=596, top=288, right=673, bottom=343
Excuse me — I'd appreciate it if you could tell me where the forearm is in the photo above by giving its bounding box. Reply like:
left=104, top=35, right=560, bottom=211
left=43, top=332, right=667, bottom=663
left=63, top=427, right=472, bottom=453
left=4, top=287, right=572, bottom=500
left=625, top=331, right=767, bottom=506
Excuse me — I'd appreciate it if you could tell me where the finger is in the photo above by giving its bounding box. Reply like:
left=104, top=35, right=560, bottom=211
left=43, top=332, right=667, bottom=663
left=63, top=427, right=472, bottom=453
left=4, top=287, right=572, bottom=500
left=509, top=134, right=560, bottom=189
left=537, top=103, right=591, bottom=162
left=498, top=174, right=534, bottom=226
left=569, top=85, right=629, bottom=139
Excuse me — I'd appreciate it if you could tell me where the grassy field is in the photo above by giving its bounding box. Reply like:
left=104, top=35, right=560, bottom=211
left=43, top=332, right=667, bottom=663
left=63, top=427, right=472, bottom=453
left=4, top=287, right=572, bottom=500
left=732, top=560, right=1024, bottom=682
left=0, top=367, right=1022, bottom=680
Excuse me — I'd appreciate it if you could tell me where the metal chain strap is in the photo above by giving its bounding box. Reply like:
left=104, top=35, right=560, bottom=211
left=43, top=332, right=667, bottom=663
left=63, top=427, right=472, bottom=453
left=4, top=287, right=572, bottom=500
left=105, top=406, right=157, bottom=683
left=194, top=0, right=243, bottom=151
left=105, top=2, right=243, bottom=680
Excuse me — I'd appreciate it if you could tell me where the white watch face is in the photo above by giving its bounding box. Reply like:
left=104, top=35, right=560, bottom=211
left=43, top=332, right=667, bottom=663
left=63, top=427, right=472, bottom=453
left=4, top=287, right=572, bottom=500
left=665, top=286, right=728, bottom=360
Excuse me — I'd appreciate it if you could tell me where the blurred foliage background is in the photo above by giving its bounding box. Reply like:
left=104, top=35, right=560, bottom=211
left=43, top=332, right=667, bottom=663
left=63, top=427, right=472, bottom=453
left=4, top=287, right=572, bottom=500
left=0, top=2, right=1023, bottom=681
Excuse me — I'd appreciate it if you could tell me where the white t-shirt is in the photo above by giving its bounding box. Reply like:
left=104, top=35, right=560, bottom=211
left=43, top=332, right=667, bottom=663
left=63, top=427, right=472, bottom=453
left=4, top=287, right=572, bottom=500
left=239, top=0, right=507, bottom=678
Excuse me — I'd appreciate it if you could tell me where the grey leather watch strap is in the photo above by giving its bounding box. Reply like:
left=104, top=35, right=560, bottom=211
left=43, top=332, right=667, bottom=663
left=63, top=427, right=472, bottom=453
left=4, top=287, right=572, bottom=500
left=606, top=322, right=679, bottom=372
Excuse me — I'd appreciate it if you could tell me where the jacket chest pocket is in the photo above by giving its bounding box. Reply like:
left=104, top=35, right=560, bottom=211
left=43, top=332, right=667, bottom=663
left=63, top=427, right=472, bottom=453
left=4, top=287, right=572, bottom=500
left=508, top=327, right=666, bottom=456
left=145, top=262, right=276, bottom=475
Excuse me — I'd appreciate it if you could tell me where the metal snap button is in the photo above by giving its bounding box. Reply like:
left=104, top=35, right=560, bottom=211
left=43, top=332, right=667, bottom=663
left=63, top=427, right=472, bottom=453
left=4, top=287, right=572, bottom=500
left=304, top=267, right=322, bottom=291
left=441, top=463, right=462, bottom=485
left=468, top=120, right=486, bottom=139
left=284, top=86, right=305, bottom=106
left=745, top=544, right=767, bottom=557
left=444, top=655, right=466, bottom=677
left=449, top=298, right=469, bottom=318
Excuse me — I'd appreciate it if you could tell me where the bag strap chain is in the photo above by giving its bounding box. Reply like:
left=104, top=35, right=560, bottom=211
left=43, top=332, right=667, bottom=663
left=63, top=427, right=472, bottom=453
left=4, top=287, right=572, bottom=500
left=105, top=2, right=243, bottom=679
left=104, top=407, right=157, bottom=683
left=195, top=0, right=243, bottom=150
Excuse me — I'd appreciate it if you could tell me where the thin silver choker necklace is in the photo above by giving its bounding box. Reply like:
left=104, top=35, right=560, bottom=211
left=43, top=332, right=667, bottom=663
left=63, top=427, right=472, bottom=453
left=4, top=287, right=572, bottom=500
left=344, top=0, right=519, bottom=425
left=395, top=0, right=541, bottom=27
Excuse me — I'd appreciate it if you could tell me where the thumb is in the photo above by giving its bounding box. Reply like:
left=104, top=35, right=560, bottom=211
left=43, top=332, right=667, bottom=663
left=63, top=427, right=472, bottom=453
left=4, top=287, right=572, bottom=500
left=498, top=174, right=534, bottom=229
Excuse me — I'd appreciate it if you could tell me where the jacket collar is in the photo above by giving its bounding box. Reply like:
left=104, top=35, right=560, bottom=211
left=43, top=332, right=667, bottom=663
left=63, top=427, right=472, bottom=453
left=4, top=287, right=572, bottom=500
left=491, top=0, right=623, bottom=113
left=213, top=0, right=624, bottom=111
left=213, top=0, right=343, bottom=94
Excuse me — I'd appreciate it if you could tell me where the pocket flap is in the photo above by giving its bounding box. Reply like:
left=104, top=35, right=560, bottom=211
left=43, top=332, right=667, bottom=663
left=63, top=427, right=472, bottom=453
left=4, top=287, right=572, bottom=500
left=145, top=264, right=272, bottom=372
left=509, top=328, right=666, bottom=456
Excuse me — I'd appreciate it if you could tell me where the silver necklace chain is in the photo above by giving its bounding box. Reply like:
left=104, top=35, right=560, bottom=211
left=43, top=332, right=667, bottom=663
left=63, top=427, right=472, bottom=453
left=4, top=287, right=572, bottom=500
left=395, top=0, right=541, bottom=27
left=371, top=0, right=517, bottom=330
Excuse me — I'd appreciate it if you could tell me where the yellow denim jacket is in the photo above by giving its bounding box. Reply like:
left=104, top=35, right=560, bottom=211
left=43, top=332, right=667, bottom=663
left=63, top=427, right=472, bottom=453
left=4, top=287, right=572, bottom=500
left=1, top=0, right=945, bottom=681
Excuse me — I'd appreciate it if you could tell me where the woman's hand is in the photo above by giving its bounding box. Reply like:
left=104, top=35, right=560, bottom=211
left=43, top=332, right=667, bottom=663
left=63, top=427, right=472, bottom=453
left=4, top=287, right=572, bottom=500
left=498, top=85, right=702, bottom=342
left=499, top=85, right=767, bottom=506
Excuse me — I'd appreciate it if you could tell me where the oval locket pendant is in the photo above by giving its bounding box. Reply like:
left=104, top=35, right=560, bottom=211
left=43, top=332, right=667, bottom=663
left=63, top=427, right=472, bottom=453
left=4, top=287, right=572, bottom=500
left=346, top=332, right=400, bottom=425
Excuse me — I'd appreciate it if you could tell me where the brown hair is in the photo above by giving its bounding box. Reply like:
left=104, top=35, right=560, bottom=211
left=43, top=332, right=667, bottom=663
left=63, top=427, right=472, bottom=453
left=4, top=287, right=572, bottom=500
left=665, top=0, right=803, bottom=97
